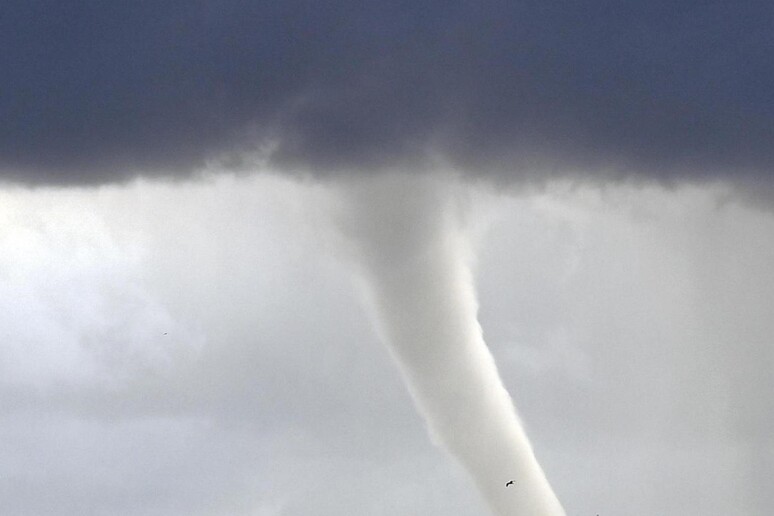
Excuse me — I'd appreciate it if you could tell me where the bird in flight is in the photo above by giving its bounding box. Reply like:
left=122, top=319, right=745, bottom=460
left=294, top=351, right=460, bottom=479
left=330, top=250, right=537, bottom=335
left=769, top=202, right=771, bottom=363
left=505, top=480, right=515, bottom=487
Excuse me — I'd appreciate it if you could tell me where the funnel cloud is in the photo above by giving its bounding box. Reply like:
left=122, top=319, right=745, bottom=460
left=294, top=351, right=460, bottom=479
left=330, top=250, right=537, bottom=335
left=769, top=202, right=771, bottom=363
left=335, top=174, right=565, bottom=515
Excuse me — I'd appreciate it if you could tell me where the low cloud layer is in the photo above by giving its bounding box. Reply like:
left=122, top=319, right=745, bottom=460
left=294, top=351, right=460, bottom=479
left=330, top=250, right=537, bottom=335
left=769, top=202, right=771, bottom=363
left=2, top=1, right=772, bottom=185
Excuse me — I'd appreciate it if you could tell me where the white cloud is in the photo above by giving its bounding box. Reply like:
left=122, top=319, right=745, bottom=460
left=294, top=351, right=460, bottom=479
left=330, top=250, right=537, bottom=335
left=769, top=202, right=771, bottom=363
left=1, top=175, right=772, bottom=515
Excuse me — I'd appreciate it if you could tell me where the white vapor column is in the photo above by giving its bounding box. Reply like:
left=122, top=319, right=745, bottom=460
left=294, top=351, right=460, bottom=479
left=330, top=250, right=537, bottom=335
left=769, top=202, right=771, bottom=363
left=335, top=173, right=565, bottom=516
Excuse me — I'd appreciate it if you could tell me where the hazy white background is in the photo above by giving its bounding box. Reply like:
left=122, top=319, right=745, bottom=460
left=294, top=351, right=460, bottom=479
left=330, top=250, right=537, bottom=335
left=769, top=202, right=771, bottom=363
left=1, top=173, right=772, bottom=515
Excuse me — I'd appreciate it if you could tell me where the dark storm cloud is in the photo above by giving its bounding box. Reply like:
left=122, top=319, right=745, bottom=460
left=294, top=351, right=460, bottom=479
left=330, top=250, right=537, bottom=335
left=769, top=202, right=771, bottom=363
left=1, top=1, right=772, bottom=184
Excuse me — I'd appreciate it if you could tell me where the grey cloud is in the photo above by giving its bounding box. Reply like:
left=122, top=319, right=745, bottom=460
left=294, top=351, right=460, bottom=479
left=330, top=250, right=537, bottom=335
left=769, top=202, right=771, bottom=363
left=2, top=179, right=773, bottom=514
left=1, top=1, right=772, bottom=185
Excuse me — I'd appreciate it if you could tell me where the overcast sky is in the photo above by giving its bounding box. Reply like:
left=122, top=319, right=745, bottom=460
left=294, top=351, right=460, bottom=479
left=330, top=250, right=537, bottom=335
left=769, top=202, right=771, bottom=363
left=2, top=2, right=773, bottom=515
left=1, top=175, right=772, bottom=515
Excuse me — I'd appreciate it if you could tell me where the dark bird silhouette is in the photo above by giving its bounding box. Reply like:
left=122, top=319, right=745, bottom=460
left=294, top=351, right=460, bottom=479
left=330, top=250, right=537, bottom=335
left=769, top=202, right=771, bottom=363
left=505, top=480, right=515, bottom=487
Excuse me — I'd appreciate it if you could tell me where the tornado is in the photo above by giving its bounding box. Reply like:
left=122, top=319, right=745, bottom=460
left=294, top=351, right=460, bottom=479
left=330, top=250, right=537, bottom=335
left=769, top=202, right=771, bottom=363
left=335, top=173, right=565, bottom=515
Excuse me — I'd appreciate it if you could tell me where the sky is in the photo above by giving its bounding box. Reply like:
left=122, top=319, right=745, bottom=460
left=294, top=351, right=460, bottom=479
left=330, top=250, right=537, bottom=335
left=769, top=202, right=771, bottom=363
left=1, top=2, right=773, bottom=515
left=1, top=176, right=773, bottom=516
